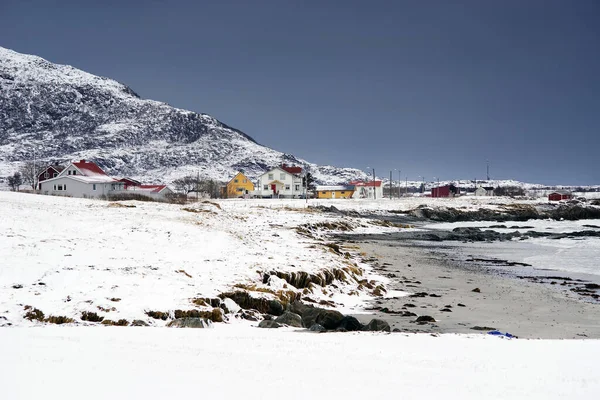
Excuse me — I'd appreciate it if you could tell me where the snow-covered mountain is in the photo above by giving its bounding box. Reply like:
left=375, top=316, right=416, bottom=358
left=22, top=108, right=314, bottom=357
left=0, top=46, right=368, bottom=184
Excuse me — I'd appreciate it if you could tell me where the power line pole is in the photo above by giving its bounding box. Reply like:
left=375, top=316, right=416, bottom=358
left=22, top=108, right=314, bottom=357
left=487, top=160, right=490, bottom=180
left=372, top=168, right=376, bottom=199
left=389, top=170, right=392, bottom=200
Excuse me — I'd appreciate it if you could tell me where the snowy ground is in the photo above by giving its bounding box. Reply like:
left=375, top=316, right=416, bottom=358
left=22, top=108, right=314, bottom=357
left=1, top=326, right=599, bottom=400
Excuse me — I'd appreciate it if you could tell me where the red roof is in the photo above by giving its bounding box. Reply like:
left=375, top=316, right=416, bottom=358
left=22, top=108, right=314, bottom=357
left=349, top=180, right=382, bottom=187
left=73, top=160, right=108, bottom=177
left=281, top=164, right=302, bottom=174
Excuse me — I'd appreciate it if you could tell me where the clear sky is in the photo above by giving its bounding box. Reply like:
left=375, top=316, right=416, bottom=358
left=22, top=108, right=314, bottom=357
left=1, top=0, right=598, bottom=185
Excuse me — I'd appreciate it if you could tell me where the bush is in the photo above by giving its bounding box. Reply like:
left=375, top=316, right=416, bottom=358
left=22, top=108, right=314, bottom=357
left=24, top=307, right=45, bottom=321
left=46, top=315, right=74, bottom=324
left=81, top=311, right=104, bottom=322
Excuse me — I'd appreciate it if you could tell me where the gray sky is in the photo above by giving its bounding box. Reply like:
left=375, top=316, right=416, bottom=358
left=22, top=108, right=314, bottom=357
left=1, top=0, right=598, bottom=184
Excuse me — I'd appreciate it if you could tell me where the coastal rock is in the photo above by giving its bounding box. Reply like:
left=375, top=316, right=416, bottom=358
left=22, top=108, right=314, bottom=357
left=315, top=310, right=345, bottom=330
left=338, top=316, right=363, bottom=331
left=308, top=324, right=326, bottom=332
left=415, top=316, right=436, bottom=323
left=471, top=326, right=496, bottom=331
left=131, top=320, right=149, bottom=326
left=258, top=320, right=282, bottom=329
left=363, top=319, right=391, bottom=332
left=472, top=288, right=481, bottom=293
left=167, top=318, right=213, bottom=328
left=274, top=312, right=303, bottom=328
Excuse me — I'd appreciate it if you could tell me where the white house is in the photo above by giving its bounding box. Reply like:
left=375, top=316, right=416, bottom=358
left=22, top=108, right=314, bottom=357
left=255, top=165, right=304, bottom=198
left=123, top=184, right=174, bottom=200
left=349, top=180, right=384, bottom=199
left=474, top=186, right=494, bottom=196
left=39, top=159, right=125, bottom=199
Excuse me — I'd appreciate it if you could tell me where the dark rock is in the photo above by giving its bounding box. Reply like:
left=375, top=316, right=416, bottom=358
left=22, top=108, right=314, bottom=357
left=12, top=284, right=23, bottom=289
left=440, top=308, right=452, bottom=312
left=308, top=323, right=326, bottom=332
left=131, top=320, right=149, bottom=326
left=401, top=311, right=417, bottom=317
left=403, top=303, right=417, bottom=308
left=472, top=288, right=481, bottom=293
left=237, top=309, right=261, bottom=321
left=274, top=312, right=303, bottom=328
left=335, top=327, right=348, bottom=332
left=415, top=315, right=436, bottom=323
left=585, top=283, right=600, bottom=290
left=409, top=292, right=429, bottom=298
left=429, top=293, right=441, bottom=298
left=363, top=319, right=391, bottom=332
left=167, top=318, right=213, bottom=328
left=258, top=320, right=282, bottom=329
left=338, top=316, right=363, bottom=331
left=457, top=303, right=466, bottom=307
left=315, top=309, right=345, bottom=330
left=471, top=326, right=496, bottom=331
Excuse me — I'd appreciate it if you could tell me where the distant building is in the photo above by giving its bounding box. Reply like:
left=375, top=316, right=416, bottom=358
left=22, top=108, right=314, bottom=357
left=255, top=165, right=304, bottom=198
left=349, top=180, right=383, bottom=199
left=223, top=172, right=255, bottom=198
left=315, top=185, right=355, bottom=199
left=39, top=159, right=124, bottom=198
left=474, top=186, right=494, bottom=196
left=431, top=184, right=459, bottom=198
left=548, top=191, right=573, bottom=201
left=37, top=163, right=65, bottom=189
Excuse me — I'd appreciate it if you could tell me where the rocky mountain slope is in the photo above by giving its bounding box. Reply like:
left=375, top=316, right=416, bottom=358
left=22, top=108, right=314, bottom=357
left=0, top=46, right=368, bottom=185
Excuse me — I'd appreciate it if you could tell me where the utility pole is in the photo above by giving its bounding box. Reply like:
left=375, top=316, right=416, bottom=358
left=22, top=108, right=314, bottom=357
left=372, top=168, right=376, bottom=199
left=405, top=177, right=408, bottom=196
left=389, top=170, right=392, bottom=200
left=487, top=160, right=490, bottom=181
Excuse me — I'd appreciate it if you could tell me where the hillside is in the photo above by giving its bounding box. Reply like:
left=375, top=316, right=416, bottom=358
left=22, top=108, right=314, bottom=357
left=0, top=46, right=367, bottom=185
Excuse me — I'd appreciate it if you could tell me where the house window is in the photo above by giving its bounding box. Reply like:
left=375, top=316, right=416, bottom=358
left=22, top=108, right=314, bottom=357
left=263, top=185, right=268, bottom=190
left=44, top=172, right=49, bottom=178
left=236, top=188, right=243, bottom=192
left=67, top=171, right=70, bottom=175
left=285, top=184, right=290, bottom=191
left=64, top=184, right=67, bottom=190
left=280, top=173, right=286, bottom=180
left=243, top=179, right=247, bottom=183
left=72, top=171, right=76, bottom=175
left=295, top=185, right=300, bottom=191
left=341, top=191, right=345, bottom=194
left=268, top=173, right=274, bottom=180
left=322, top=191, right=327, bottom=194
left=53, top=173, right=57, bottom=177
left=234, top=179, right=239, bottom=183
left=54, top=185, right=56, bottom=190
left=57, top=185, right=63, bottom=191
left=93, top=184, right=96, bottom=191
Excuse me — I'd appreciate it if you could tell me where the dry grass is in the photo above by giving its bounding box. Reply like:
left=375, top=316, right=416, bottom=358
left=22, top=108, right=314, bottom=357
left=176, top=269, right=193, bottom=278
left=101, top=319, right=130, bottom=326
left=81, top=311, right=104, bottom=322
left=107, top=202, right=136, bottom=208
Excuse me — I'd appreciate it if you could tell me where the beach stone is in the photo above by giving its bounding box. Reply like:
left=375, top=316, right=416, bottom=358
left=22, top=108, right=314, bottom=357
left=403, top=303, right=417, bottom=308
left=472, top=288, right=481, bottom=293
left=237, top=309, right=261, bottom=321
left=315, top=309, right=345, bottom=330
left=167, top=318, right=213, bottom=328
left=415, top=315, right=436, bottom=323
left=274, top=312, right=303, bottom=327
left=12, top=284, right=23, bottom=289
left=258, top=320, right=282, bottom=329
left=308, top=323, right=326, bottom=332
left=131, top=320, right=149, bottom=326
left=338, top=316, right=363, bottom=331
left=457, top=303, right=466, bottom=307
left=471, top=326, right=496, bottom=331
left=363, top=319, right=391, bottom=332
left=440, top=308, right=452, bottom=312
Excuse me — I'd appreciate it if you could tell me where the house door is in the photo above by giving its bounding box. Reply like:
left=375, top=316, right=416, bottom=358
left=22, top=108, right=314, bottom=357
left=271, top=184, right=276, bottom=194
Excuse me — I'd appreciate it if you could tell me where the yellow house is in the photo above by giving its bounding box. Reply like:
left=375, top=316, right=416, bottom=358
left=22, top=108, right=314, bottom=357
left=315, top=185, right=355, bottom=199
left=224, top=172, right=255, bottom=198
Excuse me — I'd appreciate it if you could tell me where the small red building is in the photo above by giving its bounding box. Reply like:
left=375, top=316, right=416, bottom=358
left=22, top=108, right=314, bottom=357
left=37, top=164, right=65, bottom=189
left=431, top=184, right=458, bottom=198
left=548, top=191, right=573, bottom=201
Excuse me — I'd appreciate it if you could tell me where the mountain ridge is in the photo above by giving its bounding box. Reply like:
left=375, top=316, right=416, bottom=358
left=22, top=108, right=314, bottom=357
left=0, top=46, right=367, bottom=185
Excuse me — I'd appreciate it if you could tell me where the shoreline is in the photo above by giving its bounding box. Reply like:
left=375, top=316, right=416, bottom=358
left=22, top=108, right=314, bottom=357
left=349, top=238, right=600, bottom=339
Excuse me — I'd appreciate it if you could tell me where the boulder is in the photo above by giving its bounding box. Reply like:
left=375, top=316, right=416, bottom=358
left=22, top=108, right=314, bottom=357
left=315, top=309, right=345, bottom=330
left=131, top=320, right=149, bottom=326
left=221, top=298, right=241, bottom=314
left=308, top=324, right=326, bottom=332
left=167, top=318, right=213, bottom=328
left=363, top=319, right=391, bottom=332
left=415, top=315, right=436, bottom=323
left=258, top=320, right=282, bottom=329
left=274, top=312, right=303, bottom=328
left=338, top=316, right=363, bottom=331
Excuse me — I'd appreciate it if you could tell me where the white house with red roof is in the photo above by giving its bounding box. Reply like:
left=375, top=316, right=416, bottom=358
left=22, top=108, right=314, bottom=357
left=118, top=178, right=174, bottom=200
left=349, top=180, right=384, bottom=199
left=255, top=164, right=304, bottom=198
left=38, top=159, right=125, bottom=198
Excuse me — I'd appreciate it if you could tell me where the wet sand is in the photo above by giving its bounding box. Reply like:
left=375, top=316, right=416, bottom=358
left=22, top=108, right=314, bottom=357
left=352, top=240, right=600, bottom=339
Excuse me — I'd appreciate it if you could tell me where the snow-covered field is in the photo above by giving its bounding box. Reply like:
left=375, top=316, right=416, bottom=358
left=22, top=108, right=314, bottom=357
left=1, top=326, right=599, bottom=400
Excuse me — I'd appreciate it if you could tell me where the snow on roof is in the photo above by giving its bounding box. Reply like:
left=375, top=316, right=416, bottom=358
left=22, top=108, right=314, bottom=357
left=349, top=180, right=383, bottom=187
left=316, top=185, right=355, bottom=191
left=126, top=185, right=167, bottom=193
left=72, top=160, right=109, bottom=177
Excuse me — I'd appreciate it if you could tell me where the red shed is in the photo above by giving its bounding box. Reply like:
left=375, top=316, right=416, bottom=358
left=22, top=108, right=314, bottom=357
left=548, top=191, right=573, bottom=201
left=431, top=184, right=458, bottom=198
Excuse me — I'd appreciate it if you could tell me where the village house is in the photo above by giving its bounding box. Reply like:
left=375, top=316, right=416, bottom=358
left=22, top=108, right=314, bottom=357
left=548, top=190, right=573, bottom=201
left=37, top=163, right=65, bottom=189
left=222, top=172, right=255, bottom=198
left=315, top=185, right=355, bottom=199
left=349, top=180, right=383, bottom=199
left=431, top=184, right=460, bottom=198
left=118, top=177, right=174, bottom=200
left=38, top=159, right=124, bottom=198
left=474, top=186, right=495, bottom=196
left=255, top=164, right=304, bottom=198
